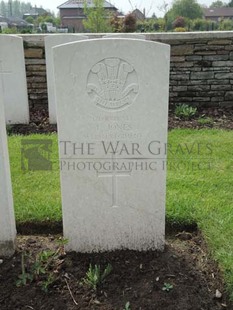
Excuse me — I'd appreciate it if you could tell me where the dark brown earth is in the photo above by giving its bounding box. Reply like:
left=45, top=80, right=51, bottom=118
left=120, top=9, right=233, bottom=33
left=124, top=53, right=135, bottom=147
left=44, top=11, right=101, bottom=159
left=0, top=232, right=232, bottom=310
left=168, top=107, right=233, bottom=130
left=7, top=106, right=233, bottom=135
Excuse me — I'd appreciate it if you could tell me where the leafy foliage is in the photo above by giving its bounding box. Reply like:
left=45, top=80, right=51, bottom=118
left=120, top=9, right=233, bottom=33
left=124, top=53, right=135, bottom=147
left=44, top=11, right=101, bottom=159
left=83, top=263, right=112, bottom=290
left=0, top=27, right=18, bottom=33
left=123, top=13, right=137, bottom=32
left=110, top=12, right=123, bottom=32
left=162, top=283, right=174, bottom=292
left=191, top=18, right=218, bottom=31
left=197, top=116, right=214, bottom=125
left=219, top=18, right=233, bottom=30
left=83, top=0, right=112, bottom=32
left=175, top=104, right=197, bottom=119
left=137, top=18, right=165, bottom=32
left=25, top=16, right=34, bottom=24
left=171, top=0, right=203, bottom=19
left=210, top=0, right=226, bottom=7
left=166, top=0, right=203, bottom=29
left=16, top=239, right=67, bottom=292
left=124, top=301, right=131, bottom=310
left=172, top=16, right=186, bottom=28
left=174, top=27, right=187, bottom=31
left=16, top=253, right=33, bottom=287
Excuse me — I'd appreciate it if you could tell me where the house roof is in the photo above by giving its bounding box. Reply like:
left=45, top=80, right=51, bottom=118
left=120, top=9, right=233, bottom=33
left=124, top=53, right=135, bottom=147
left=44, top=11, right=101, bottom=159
left=7, top=16, right=32, bottom=26
left=23, top=6, right=50, bottom=17
left=204, top=7, right=233, bottom=17
left=58, top=0, right=117, bottom=10
left=0, top=15, right=32, bottom=26
left=0, top=16, right=8, bottom=23
left=132, top=8, right=145, bottom=20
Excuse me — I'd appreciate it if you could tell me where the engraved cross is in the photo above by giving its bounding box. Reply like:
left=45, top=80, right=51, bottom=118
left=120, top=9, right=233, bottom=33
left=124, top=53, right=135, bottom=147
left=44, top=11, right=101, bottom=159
left=97, top=154, right=131, bottom=208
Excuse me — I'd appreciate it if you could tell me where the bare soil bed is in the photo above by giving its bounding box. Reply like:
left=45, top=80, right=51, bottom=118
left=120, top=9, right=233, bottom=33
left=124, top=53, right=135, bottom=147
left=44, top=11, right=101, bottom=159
left=0, top=231, right=232, bottom=310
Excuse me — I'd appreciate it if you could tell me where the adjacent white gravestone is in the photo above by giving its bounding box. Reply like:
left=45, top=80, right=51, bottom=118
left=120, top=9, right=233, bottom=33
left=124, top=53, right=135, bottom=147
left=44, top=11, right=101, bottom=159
left=0, top=35, right=29, bottom=124
left=104, top=34, right=146, bottom=39
left=0, top=82, right=16, bottom=257
left=45, top=34, right=88, bottom=124
left=54, top=39, right=170, bottom=252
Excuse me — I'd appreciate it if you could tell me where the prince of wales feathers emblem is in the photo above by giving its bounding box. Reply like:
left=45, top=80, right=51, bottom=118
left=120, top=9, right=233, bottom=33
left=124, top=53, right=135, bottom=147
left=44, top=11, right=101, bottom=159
left=87, top=58, right=139, bottom=110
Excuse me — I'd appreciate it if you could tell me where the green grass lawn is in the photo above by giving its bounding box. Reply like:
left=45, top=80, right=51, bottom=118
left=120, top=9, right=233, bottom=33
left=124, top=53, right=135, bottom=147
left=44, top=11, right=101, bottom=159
left=8, top=129, right=233, bottom=298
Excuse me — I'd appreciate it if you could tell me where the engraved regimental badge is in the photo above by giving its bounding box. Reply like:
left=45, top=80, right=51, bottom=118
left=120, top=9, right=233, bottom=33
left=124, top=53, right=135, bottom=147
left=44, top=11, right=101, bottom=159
left=87, top=57, right=139, bottom=111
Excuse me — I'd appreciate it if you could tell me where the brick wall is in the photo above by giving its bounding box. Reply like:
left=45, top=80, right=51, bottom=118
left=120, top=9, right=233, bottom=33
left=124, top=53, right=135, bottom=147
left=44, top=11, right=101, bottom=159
left=21, top=32, right=233, bottom=109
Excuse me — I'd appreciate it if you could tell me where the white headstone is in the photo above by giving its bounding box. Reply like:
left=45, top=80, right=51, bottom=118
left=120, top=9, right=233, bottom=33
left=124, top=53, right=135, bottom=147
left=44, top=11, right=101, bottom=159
left=0, top=35, right=29, bottom=124
left=0, top=82, right=16, bottom=257
left=54, top=39, right=170, bottom=252
left=45, top=34, right=88, bottom=124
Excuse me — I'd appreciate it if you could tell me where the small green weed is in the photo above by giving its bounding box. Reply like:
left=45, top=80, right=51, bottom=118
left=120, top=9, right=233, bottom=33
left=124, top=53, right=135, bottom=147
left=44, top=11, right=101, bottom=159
left=175, top=104, right=197, bottom=119
left=6, top=125, right=14, bottom=136
left=124, top=301, right=131, bottom=310
left=197, top=116, right=214, bottom=125
left=16, top=253, right=33, bottom=287
left=162, top=283, right=173, bottom=292
left=16, top=238, right=67, bottom=292
left=41, top=273, right=57, bottom=293
left=83, top=263, right=112, bottom=290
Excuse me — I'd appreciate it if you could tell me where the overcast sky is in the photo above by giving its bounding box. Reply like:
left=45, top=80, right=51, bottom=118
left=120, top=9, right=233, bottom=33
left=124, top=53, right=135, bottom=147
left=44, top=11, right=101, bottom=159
left=29, top=0, right=215, bottom=17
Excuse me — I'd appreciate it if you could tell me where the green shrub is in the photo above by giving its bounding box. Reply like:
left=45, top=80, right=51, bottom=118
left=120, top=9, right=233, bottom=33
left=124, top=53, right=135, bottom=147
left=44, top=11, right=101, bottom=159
left=152, top=18, right=166, bottom=31
left=1, top=27, right=18, bottom=34
left=219, top=18, right=233, bottom=30
left=175, top=104, right=197, bottom=119
left=123, top=13, right=137, bottom=32
left=174, top=27, right=187, bottom=32
left=172, top=16, right=186, bottom=28
left=191, top=18, right=217, bottom=31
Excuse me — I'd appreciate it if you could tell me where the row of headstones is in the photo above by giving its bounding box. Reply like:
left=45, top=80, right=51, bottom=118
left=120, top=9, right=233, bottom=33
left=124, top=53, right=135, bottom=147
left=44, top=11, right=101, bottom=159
left=0, top=34, right=145, bottom=125
left=0, top=34, right=170, bottom=256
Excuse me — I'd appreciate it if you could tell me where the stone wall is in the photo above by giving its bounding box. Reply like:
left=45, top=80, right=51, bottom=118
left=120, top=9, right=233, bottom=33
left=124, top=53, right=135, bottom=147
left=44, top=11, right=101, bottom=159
left=21, top=32, right=233, bottom=109
left=23, top=35, right=47, bottom=108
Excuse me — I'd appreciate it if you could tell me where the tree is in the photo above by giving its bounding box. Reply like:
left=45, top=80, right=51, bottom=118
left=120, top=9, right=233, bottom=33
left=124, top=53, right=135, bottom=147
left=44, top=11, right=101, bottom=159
left=172, top=16, right=186, bottom=28
left=157, top=0, right=170, bottom=31
left=0, top=0, right=7, bottom=16
left=219, top=18, right=233, bottom=29
left=167, top=0, right=203, bottom=22
left=110, top=13, right=123, bottom=32
left=123, top=13, right=136, bottom=32
left=83, top=0, right=112, bottom=32
left=210, top=0, right=226, bottom=7
left=25, top=16, right=34, bottom=24
left=191, top=18, right=217, bottom=31
left=0, top=0, right=32, bottom=17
